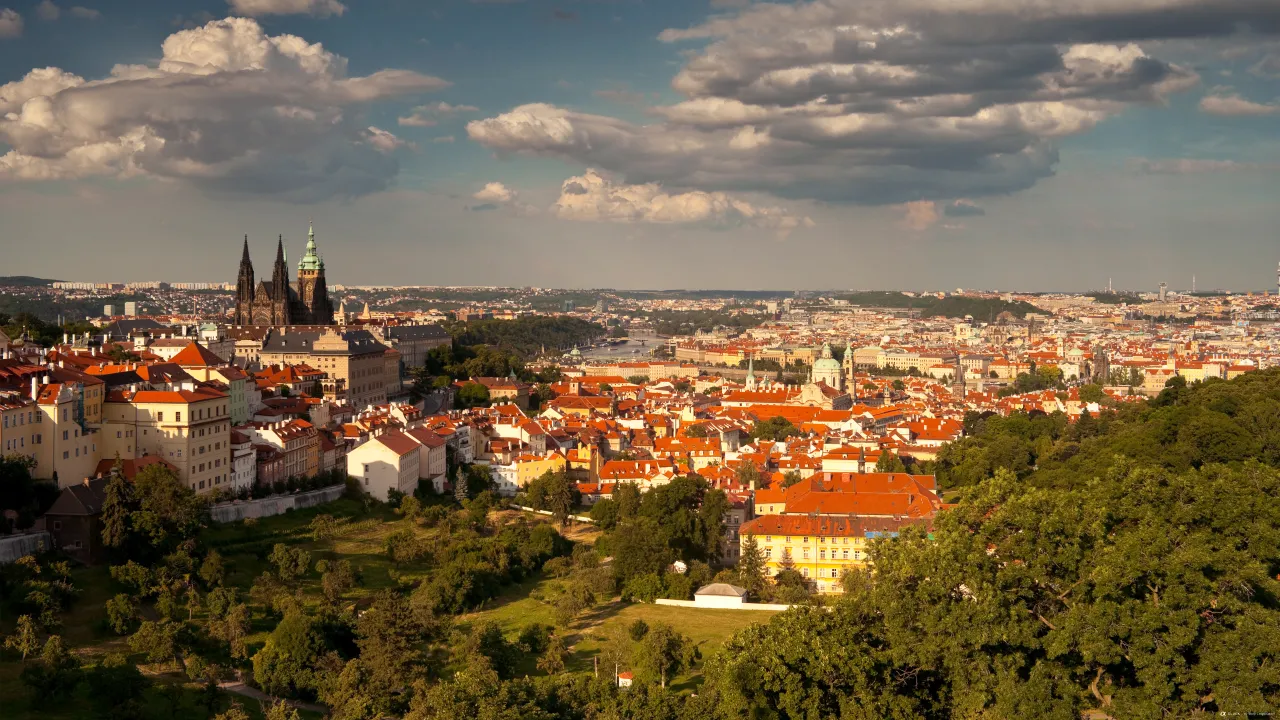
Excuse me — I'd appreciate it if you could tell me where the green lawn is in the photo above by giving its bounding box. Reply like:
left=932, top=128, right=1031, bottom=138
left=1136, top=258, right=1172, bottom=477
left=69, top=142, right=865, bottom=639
left=463, top=576, right=782, bottom=689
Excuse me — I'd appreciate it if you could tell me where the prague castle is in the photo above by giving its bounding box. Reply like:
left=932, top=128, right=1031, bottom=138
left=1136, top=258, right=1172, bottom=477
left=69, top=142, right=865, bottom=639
left=234, top=223, right=336, bottom=326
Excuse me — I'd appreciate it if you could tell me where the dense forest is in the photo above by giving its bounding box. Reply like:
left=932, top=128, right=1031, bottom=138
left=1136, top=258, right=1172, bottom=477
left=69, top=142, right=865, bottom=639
left=447, top=316, right=604, bottom=358
left=833, top=291, right=1041, bottom=320
left=631, top=310, right=766, bottom=337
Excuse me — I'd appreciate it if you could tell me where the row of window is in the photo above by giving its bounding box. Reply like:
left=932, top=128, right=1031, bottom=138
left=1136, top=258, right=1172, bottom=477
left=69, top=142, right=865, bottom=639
left=61, top=442, right=95, bottom=460
left=4, top=434, right=40, bottom=450
left=763, top=548, right=863, bottom=561
left=764, top=535, right=860, bottom=545
left=194, top=473, right=228, bottom=491
left=2, top=410, right=36, bottom=428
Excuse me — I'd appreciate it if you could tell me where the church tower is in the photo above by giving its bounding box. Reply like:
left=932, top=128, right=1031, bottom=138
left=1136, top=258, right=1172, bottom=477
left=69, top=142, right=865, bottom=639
left=296, top=222, right=334, bottom=325
left=271, top=235, right=291, bottom=325
left=235, top=235, right=254, bottom=325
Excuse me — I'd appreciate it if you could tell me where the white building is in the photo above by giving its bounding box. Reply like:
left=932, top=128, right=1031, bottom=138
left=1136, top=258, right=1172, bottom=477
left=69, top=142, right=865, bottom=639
left=229, top=429, right=257, bottom=493
left=693, top=583, right=748, bottom=608
left=346, top=430, right=421, bottom=501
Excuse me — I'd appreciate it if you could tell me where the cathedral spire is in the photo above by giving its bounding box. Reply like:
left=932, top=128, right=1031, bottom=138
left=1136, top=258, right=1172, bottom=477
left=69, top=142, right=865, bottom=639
left=299, top=221, right=322, bottom=271
left=241, top=235, right=251, bottom=265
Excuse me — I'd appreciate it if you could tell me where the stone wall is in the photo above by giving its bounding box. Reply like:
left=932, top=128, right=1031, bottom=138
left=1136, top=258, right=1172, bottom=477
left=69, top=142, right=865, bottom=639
left=0, top=532, right=52, bottom=564
left=209, top=484, right=346, bottom=524
left=654, top=598, right=793, bottom=611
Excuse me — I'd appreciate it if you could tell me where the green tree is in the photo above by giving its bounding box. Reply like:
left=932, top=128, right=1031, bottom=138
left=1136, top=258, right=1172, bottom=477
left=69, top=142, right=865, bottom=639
left=780, top=470, right=804, bottom=488
left=264, top=700, right=302, bottom=720
left=635, top=622, right=698, bottom=688
left=20, top=634, right=80, bottom=703
left=128, top=619, right=183, bottom=669
left=525, top=470, right=580, bottom=527
left=876, top=451, right=908, bottom=473
left=588, top=497, right=620, bottom=529
left=99, top=473, right=133, bottom=551
left=537, top=633, right=569, bottom=675
left=356, top=590, right=434, bottom=699
left=320, top=559, right=357, bottom=605
left=131, top=463, right=207, bottom=553
left=456, top=382, right=491, bottom=408
left=4, top=614, right=40, bottom=663
left=736, top=535, right=767, bottom=600
left=269, top=543, right=312, bottom=584
left=105, top=593, right=137, bottom=635
left=751, top=416, right=799, bottom=442
left=199, top=550, right=226, bottom=587
left=253, top=611, right=325, bottom=700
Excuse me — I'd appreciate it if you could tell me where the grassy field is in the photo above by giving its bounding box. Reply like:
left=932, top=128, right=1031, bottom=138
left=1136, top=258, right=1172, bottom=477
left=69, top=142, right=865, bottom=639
left=462, top=575, right=781, bottom=689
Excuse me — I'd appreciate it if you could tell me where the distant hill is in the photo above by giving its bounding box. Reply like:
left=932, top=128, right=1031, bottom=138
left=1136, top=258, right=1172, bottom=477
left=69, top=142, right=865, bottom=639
left=0, top=276, right=58, bottom=287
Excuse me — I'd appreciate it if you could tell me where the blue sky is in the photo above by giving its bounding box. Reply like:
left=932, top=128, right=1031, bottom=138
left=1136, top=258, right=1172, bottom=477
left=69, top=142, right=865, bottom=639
left=1, top=0, right=1278, bottom=291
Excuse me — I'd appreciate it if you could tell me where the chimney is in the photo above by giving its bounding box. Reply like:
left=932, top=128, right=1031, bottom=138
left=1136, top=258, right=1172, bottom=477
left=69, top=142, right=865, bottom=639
left=31, top=376, right=38, bottom=399
left=82, top=477, right=91, bottom=488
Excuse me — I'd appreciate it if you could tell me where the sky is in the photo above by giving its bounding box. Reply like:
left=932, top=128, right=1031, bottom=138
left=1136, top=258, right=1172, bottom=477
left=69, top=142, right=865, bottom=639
left=0, top=0, right=1279, bottom=291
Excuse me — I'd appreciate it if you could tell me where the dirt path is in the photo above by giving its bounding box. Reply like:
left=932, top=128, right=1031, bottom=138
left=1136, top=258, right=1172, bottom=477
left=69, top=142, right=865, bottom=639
left=217, top=680, right=328, bottom=715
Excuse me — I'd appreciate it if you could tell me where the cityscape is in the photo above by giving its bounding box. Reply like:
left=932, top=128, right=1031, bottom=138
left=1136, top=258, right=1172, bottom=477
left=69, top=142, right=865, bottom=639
left=1, top=1, right=1279, bottom=719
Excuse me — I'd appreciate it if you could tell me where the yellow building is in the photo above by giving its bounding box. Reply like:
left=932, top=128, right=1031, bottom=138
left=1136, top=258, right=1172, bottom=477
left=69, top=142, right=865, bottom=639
left=515, top=451, right=568, bottom=488
left=102, top=386, right=232, bottom=494
left=740, top=515, right=920, bottom=594
left=1, top=395, right=42, bottom=467
left=259, top=328, right=389, bottom=411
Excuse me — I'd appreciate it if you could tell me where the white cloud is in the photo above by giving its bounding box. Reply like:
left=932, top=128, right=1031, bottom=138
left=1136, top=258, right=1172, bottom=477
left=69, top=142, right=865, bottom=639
left=364, top=127, right=411, bottom=153
left=468, top=0, right=1280, bottom=206
left=0, top=8, right=22, bottom=37
left=227, top=0, right=345, bottom=18
left=1199, top=92, right=1278, bottom=116
left=398, top=101, right=480, bottom=127
left=899, top=201, right=939, bottom=231
left=36, top=0, right=57, bottom=21
left=473, top=181, right=516, bottom=204
left=69, top=6, right=100, bottom=19
left=551, top=169, right=814, bottom=236
left=0, top=17, right=448, bottom=200
left=432, top=135, right=455, bottom=143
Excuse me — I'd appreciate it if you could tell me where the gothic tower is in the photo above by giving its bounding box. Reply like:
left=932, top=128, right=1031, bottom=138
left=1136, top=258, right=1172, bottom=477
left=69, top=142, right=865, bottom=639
left=271, top=235, right=290, bottom=325
left=235, top=235, right=254, bottom=325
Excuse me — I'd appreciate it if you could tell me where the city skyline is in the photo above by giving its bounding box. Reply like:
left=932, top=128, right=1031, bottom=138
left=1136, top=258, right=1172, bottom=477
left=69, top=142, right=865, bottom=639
left=0, top=0, right=1278, bottom=288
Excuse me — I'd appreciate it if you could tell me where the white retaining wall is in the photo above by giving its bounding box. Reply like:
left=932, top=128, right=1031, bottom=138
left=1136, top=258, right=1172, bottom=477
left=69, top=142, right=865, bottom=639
left=654, top=598, right=793, bottom=611
left=0, top=532, right=52, bottom=564
left=508, top=504, right=594, bottom=523
left=209, top=485, right=346, bottom=524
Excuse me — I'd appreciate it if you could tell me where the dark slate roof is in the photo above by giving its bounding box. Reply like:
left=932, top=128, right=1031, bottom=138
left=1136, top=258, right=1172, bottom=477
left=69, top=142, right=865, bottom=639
left=45, top=478, right=110, bottom=517
left=385, top=324, right=450, bottom=341
left=262, top=329, right=383, bottom=355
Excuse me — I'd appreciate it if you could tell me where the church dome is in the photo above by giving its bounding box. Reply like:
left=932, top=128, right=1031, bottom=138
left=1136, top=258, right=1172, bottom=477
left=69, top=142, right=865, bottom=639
left=813, top=342, right=841, bottom=374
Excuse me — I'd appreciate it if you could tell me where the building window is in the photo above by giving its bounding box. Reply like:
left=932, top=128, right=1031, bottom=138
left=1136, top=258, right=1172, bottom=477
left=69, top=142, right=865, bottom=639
left=63, top=451, right=69, bottom=459
left=176, top=412, right=182, bottom=422
left=52, top=521, right=61, bottom=531
left=74, top=540, right=83, bottom=549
